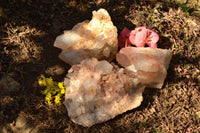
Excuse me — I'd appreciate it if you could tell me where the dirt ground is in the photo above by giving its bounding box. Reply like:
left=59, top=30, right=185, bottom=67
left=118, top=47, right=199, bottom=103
left=0, top=0, right=200, bottom=132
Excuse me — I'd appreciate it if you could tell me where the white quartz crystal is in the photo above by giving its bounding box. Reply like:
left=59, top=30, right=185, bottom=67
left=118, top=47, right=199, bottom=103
left=116, top=47, right=172, bottom=89
left=63, top=58, right=145, bottom=127
left=54, top=9, right=118, bottom=65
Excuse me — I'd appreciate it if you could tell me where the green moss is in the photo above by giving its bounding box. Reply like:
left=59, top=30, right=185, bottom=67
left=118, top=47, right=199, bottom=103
left=38, top=74, right=66, bottom=105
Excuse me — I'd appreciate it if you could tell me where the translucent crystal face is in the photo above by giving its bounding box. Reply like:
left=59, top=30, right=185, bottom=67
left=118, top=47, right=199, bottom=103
left=116, top=47, right=172, bottom=88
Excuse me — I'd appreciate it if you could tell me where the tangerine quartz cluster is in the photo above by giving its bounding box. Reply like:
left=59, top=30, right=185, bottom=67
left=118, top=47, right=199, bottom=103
left=116, top=47, right=172, bottom=89
left=54, top=9, right=118, bottom=65
left=118, top=27, right=159, bottom=48
left=64, top=58, right=145, bottom=127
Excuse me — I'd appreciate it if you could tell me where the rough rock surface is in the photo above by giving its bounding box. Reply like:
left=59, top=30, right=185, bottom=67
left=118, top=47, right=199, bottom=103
left=63, top=58, right=145, bottom=127
left=0, top=113, right=39, bottom=133
left=54, top=8, right=118, bottom=65
left=116, top=47, right=172, bottom=89
left=0, top=75, right=20, bottom=95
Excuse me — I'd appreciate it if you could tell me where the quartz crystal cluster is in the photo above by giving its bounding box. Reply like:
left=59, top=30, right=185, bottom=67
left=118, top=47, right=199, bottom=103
left=116, top=47, right=172, bottom=89
left=64, top=58, right=145, bottom=127
left=54, top=8, right=118, bottom=65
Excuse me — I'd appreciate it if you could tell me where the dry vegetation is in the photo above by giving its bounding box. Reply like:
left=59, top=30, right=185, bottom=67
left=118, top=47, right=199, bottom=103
left=0, top=0, right=199, bottom=132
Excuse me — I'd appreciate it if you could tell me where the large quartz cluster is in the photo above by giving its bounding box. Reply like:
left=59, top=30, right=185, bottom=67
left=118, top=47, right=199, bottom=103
left=63, top=58, right=145, bottom=127
left=54, top=8, right=118, bottom=65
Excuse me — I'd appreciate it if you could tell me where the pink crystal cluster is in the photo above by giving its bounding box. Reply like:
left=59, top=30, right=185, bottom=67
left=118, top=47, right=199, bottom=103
left=118, top=27, right=159, bottom=48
